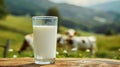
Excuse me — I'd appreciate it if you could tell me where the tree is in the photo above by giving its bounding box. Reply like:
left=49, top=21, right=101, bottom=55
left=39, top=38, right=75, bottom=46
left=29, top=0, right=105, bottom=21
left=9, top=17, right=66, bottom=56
left=0, top=0, right=7, bottom=19
left=105, top=28, right=116, bottom=35
left=46, top=7, right=61, bottom=33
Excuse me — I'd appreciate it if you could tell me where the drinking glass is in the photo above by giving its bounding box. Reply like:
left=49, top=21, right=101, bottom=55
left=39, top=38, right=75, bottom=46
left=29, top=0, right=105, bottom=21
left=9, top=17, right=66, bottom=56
left=32, top=16, right=58, bottom=64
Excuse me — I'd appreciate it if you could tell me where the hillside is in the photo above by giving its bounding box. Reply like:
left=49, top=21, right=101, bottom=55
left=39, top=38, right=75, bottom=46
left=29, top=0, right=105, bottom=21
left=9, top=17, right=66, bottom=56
left=5, top=0, right=120, bottom=33
left=91, top=1, right=120, bottom=14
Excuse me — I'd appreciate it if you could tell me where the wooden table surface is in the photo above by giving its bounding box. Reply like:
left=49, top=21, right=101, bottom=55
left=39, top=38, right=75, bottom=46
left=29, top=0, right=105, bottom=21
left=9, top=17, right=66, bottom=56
left=0, top=58, right=120, bottom=67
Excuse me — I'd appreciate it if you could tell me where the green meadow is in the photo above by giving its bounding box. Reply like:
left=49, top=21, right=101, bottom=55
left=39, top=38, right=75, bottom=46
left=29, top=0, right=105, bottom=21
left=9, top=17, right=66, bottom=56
left=0, top=15, right=120, bottom=59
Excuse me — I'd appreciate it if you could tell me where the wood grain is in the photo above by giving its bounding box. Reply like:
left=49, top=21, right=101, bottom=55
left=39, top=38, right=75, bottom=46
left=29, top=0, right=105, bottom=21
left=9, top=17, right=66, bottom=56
left=0, top=58, right=120, bottom=67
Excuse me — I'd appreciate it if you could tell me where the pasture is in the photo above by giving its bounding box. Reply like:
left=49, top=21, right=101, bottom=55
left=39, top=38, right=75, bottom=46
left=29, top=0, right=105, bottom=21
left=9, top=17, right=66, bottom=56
left=0, top=15, right=120, bottom=59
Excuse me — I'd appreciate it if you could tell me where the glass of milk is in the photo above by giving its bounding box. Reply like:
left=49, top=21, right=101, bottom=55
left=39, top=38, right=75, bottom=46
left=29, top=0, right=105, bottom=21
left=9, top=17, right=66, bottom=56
left=32, top=16, right=58, bottom=64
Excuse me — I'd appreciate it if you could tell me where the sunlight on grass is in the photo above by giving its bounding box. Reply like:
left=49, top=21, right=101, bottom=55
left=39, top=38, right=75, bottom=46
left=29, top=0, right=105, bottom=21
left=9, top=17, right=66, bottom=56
left=0, top=15, right=32, bottom=33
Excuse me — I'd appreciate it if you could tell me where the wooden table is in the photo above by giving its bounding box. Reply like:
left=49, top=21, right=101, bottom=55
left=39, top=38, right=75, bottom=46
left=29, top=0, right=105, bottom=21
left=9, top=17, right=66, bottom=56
left=0, top=58, right=120, bottom=67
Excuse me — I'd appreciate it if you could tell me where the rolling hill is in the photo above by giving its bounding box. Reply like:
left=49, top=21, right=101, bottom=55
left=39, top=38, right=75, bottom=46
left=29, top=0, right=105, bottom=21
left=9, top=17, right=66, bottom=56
left=91, top=1, right=120, bottom=14
left=5, top=0, right=120, bottom=33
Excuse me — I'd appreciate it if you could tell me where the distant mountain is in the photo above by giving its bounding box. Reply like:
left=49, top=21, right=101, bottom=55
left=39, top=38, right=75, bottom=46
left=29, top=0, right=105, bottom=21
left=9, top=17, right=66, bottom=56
left=5, top=0, right=120, bottom=33
left=91, top=1, right=120, bottom=14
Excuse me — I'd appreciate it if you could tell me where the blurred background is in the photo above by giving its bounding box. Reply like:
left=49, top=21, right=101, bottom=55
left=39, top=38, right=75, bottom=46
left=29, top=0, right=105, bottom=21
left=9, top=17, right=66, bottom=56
left=0, top=0, right=120, bottom=59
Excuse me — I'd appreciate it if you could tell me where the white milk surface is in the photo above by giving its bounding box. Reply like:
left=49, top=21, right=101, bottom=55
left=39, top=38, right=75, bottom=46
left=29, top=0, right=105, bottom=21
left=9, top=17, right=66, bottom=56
left=33, top=26, right=57, bottom=59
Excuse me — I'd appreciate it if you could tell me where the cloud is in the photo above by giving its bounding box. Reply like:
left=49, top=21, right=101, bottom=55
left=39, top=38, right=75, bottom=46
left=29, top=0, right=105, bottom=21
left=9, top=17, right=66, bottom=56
left=50, top=0, right=116, bottom=7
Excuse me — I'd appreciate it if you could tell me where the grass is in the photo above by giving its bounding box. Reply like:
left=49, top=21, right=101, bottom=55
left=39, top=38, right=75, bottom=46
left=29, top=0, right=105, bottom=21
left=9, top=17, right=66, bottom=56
left=0, top=15, right=32, bottom=33
left=0, top=15, right=32, bottom=57
left=96, top=35, right=120, bottom=59
left=0, top=15, right=120, bottom=60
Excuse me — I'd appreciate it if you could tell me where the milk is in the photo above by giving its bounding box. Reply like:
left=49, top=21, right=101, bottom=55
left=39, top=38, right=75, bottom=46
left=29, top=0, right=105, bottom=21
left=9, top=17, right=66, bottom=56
left=33, top=26, right=57, bottom=59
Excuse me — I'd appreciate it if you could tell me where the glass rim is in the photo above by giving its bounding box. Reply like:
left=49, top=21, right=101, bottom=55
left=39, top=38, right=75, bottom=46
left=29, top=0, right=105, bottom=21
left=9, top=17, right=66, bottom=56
left=32, top=16, right=58, bottom=19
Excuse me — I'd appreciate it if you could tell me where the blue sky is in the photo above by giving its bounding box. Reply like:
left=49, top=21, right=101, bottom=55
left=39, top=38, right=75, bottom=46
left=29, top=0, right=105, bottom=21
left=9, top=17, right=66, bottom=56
left=50, top=0, right=118, bottom=7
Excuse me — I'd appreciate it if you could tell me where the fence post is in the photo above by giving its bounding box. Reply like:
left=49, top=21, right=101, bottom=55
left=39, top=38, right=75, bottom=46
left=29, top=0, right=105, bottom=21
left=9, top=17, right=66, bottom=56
left=3, top=39, right=11, bottom=58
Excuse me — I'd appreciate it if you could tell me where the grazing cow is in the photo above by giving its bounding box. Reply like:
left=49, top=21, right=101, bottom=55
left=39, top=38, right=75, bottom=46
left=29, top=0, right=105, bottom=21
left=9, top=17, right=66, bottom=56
left=59, top=29, right=97, bottom=55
